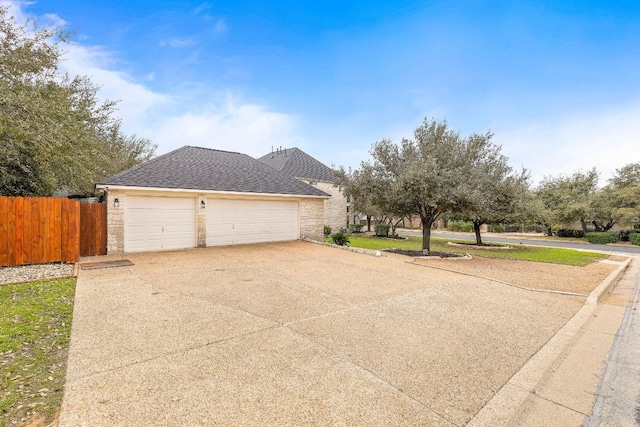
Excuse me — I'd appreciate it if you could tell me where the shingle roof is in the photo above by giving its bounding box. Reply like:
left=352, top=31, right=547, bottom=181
left=257, top=147, right=335, bottom=182
left=97, top=146, right=329, bottom=197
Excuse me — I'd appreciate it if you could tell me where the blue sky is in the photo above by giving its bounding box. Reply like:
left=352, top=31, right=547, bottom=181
left=7, top=0, right=640, bottom=185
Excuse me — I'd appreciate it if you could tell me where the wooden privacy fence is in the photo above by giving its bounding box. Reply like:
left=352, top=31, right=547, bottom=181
left=0, top=196, right=107, bottom=267
left=0, top=196, right=80, bottom=267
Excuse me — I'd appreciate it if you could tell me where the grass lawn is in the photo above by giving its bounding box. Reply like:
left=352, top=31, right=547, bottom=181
left=0, top=278, right=76, bottom=427
left=344, top=235, right=608, bottom=266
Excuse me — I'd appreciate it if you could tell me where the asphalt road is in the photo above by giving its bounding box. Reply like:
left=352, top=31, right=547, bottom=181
left=398, top=229, right=640, bottom=255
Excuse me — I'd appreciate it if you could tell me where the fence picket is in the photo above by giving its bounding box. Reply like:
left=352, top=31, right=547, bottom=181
left=0, top=196, right=106, bottom=267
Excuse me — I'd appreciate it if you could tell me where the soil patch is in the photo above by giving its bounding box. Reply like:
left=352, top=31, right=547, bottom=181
left=411, top=255, right=622, bottom=295
left=385, top=248, right=466, bottom=258
left=447, top=241, right=512, bottom=250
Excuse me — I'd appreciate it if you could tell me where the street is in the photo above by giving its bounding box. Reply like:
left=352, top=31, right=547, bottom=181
left=398, top=229, right=640, bottom=255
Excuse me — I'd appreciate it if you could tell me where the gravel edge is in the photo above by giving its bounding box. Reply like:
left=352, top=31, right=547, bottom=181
left=0, top=263, right=76, bottom=286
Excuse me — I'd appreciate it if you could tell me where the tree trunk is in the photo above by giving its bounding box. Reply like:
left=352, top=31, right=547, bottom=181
left=367, top=216, right=372, bottom=232
left=473, top=220, right=483, bottom=245
left=580, top=218, right=588, bottom=234
left=421, top=218, right=434, bottom=255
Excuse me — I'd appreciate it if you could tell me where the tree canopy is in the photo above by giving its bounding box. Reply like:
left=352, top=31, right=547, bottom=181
left=340, top=118, right=522, bottom=254
left=0, top=7, right=155, bottom=196
left=535, top=169, right=599, bottom=233
left=453, top=132, right=529, bottom=244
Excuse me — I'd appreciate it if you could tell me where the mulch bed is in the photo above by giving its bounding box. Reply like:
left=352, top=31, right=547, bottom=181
left=385, top=249, right=466, bottom=258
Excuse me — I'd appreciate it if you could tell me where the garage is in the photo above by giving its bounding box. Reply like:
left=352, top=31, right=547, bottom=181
left=97, top=146, right=328, bottom=254
left=125, top=196, right=196, bottom=253
left=207, top=199, right=299, bottom=246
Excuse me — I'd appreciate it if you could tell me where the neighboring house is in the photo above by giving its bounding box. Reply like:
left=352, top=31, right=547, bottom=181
left=257, top=147, right=349, bottom=232
left=96, top=146, right=329, bottom=254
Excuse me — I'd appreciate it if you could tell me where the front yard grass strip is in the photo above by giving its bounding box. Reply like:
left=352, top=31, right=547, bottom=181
left=0, top=278, right=76, bottom=427
left=346, top=235, right=607, bottom=266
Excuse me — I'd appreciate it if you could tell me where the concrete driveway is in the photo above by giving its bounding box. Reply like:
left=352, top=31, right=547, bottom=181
left=59, top=241, right=586, bottom=426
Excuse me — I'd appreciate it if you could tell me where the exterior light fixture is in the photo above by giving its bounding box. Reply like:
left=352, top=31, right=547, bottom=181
left=113, top=198, right=119, bottom=208
left=200, top=200, right=206, bottom=208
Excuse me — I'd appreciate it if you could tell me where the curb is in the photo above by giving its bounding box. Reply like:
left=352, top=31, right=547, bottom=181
left=468, top=257, right=632, bottom=426
left=301, top=237, right=385, bottom=258
left=586, top=257, right=631, bottom=305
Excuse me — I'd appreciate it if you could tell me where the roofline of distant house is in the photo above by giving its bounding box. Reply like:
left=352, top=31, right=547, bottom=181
left=95, top=184, right=330, bottom=199
left=295, top=176, right=335, bottom=183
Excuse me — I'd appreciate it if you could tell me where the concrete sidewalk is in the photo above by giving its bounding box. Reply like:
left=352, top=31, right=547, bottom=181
left=470, top=256, right=638, bottom=426
left=587, top=257, right=640, bottom=426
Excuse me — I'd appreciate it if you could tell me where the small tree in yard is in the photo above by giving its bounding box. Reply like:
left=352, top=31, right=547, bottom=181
left=455, top=132, right=530, bottom=245
left=334, top=166, right=382, bottom=232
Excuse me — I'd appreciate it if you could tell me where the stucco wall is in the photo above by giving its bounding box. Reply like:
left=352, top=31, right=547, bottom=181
left=300, top=198, right=325, bottom=241
left=316, top=181, right=347, bottom=232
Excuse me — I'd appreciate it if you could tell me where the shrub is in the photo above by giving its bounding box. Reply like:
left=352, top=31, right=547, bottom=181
left=323, top=225, right=332, bottom=237
left=492, top=224, right=506, bottom=233
left=331, top=232, right=350, bottom=246
left=618, top=229, right=639, bottom=242
left=449, top=221, right=474, bottom=232
left=557, top=229, right=585, bottom=238
left=629, top=233, right=640, bottom=246
left=374, top=223, right=390, bottom=237
left=349, top=224, right=364, bottom=233
left=586, top=232, right=619, bottom=244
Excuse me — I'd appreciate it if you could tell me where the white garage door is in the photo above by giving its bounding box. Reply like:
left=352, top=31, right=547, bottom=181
left=207, top=199, right=299, bottom=246
left=125, top=196, right=196, bottom=253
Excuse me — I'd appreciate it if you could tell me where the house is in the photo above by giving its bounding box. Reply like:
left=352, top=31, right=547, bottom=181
left=257, top=147, right=349, bottom=232
left=95, top=146, right=329, bottom=254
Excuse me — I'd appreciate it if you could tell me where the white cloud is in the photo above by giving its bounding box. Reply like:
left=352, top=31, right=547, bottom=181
left=150, top=98, right=302, bottom=156
left=496, top=102, right=640, bottom=186
left=60, top=43, right=171, bottom=127
left=0, top=0, right=27, bottom=22
left=160, top=37, right=197, bottom=48
left=213, top=18, right=227, bottom=34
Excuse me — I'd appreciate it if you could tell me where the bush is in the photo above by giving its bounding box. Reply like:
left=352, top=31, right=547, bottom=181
left=374, top=223, right=390, bottom=237
left=448, top=221, right=474, bottom=232
left=618, top=229, right=639, bottom=242
left=629, top=233, right=640, bottom=246
left=331, top=232, right=350, bottom=246
left=557, top=229, right=585, bottom=238
left=323, top=225, right=332, bottom=237
left=349, top=224, right=364, bottom=233
left=492, top=224, right=506, bottom=233
left=586, top=232, right=619, bottom=244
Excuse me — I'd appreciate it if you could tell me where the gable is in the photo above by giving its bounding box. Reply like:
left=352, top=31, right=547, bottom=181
left=258, top=147, right=335, bottom=182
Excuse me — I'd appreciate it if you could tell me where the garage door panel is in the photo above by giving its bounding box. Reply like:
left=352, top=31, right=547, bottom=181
left=125, top=196, right=196, bottom=253
left=207, top=199, right=299, bottom=246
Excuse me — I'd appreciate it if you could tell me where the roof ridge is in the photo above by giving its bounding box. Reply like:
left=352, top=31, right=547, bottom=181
left=183, top=145, right=245, bottom=156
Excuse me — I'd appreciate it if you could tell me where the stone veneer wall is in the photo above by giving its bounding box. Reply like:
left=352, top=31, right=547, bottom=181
left=106, top=190, right=125, bottom=254
left=299, top=198, right=324, bottom=241
left=196, top=195, right=206, bottom=247
left=316, top=181, right=347, bottom=232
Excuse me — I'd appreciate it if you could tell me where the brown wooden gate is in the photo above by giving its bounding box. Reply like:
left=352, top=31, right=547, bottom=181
left=79, top=202, right=107, bottom=257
